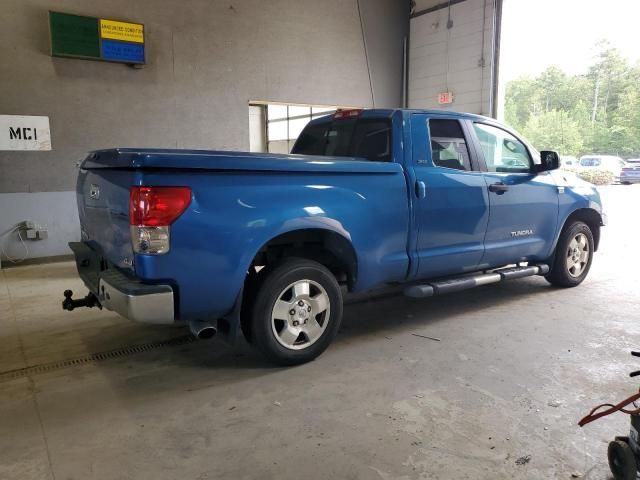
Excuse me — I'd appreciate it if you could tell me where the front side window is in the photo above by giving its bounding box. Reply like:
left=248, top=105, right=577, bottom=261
left=428, top=119, right=471, bottom=171
left=473, top=123, right=532, bottom=173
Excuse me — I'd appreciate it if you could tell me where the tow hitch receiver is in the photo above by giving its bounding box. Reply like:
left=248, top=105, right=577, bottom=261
left=62, top=289, right=102, bottom=311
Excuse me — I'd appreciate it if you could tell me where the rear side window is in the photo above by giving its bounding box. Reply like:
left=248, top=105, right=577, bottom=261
left=428, top=119, right=471, bottom=171
left=292, top=118, right=392, bottom=162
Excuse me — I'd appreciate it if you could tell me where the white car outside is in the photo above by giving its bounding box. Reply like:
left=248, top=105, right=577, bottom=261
left=578, top=155, right=627, bottom=182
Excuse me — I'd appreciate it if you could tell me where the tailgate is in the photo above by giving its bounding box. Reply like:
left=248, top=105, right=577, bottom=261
left=76, top=164, right=135, bottom=272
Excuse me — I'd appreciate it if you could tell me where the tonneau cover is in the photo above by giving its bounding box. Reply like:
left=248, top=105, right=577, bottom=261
left=81, top=148, right=403, bottom=174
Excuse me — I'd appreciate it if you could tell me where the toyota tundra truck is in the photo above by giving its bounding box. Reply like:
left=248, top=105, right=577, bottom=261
left=63, top=109, right=605, bottom=365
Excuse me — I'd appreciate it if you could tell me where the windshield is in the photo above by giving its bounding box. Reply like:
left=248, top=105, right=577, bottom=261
left=292, top=118, right=392, bottom=162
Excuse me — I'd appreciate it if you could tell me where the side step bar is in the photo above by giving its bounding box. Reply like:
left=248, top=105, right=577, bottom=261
left=404, top=264, right=550, bottom=299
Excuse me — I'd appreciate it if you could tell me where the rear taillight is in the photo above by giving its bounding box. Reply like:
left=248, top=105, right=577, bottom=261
left=129, top=186, right=191, bottom=226
left=129, top=186, right=191, bottom=255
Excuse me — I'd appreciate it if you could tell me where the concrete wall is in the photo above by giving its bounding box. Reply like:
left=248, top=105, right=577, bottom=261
left=409, top=0, right=498, bottom=115
left=0, top=0, right=408, bottom=261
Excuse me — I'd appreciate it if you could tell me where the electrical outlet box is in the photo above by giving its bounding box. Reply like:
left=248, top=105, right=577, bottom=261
left=36, top=230, right=48, bottom=240
left=18, top=220, right=35, bottom=230
left=25, top=229, right=37, bottom=239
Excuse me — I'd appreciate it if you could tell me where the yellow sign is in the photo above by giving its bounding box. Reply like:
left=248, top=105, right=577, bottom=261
left=100, top=19, right=144, bottom=43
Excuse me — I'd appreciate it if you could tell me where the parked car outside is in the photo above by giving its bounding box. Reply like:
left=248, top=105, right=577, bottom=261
left=578, top=155, right=626, bottom=183
left=620, top=158, right=640, bottom=185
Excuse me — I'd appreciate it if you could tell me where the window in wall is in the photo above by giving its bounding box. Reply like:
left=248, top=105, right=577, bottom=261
left=473, top=123, right=532, bottom=173
left=263, top=103, right=338, bottom=154
left=428, top=119, right=471, bottom=171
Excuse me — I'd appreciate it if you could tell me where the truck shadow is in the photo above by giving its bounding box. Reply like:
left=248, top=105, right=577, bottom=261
left=0, top=273, right=558, bottom=390
left=337, top=276, right=554, bottom=343
left=91, top=275, right=556, bottom=374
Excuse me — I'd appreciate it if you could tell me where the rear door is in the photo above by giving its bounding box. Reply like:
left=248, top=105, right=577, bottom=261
left=467, top=121, right=559, bottom=267
left=410, top=113, right=489, bottom=279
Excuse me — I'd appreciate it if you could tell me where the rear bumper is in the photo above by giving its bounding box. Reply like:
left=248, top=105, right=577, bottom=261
left=620, top=175, right=640, bottom=184
left=69, top=242, right=175, bottom=324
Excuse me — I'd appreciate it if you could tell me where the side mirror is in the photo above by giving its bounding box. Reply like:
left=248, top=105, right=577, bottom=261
left=537, top=151, right=560, bottom=172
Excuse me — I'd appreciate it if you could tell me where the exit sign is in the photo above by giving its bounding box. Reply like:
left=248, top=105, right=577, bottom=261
left=438, top=92, right=454, bottom=105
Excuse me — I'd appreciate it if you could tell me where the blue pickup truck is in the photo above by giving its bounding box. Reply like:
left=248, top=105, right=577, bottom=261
left=63, top=109, right=605, bottom=365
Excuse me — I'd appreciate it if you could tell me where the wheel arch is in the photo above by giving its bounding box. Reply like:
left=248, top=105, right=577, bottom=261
left=247, top=227, right=358, bottom=289
left=237, top=227, right=357, bottom=343
left=558, top=208, right=603, bottom=251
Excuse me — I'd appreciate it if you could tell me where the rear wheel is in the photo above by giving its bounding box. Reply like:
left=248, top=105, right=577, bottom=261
left=249, top=258, right=343, bottom=365
left=546, top=220, right=594, bottom=287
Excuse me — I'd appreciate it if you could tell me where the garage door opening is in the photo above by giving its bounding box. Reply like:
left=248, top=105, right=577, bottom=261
left=498, top=0, right=640, bottom=166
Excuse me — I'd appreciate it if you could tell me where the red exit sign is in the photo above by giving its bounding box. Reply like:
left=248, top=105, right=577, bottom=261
left=438, top=92, right=454, bottom=105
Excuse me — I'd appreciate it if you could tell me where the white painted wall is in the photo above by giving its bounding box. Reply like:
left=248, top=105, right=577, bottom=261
left=409, top=0, right=498, bottom=115
left=248, top=105, right=266, bottom=153
left=0, top=192, right=80, bottom=266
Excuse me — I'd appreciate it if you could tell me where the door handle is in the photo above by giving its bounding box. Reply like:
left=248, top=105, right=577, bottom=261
left=488, top=182, right=509, bottom=194
left=415, top=180, right=426, bottom=199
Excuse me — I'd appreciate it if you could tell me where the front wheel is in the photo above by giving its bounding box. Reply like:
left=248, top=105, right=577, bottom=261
left=545, top=220, right=594, bottom=288
left=249, top=258, right=343, bottom=366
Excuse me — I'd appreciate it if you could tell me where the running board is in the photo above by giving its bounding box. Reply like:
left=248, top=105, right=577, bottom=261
left=404, top=264, right=550, bottom=298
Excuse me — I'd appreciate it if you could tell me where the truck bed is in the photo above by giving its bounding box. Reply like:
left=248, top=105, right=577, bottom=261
left=76, top=148, right=411, bottom=323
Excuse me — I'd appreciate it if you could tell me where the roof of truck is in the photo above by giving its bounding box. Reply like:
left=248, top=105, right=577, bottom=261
left=309, top=108, right=494, bottom=124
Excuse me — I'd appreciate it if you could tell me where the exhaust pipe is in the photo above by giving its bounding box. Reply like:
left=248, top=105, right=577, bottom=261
left=189, top=320, right=217, bottom=339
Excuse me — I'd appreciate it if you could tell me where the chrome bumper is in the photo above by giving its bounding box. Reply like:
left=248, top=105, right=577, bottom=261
left=69, top=242, right=175, bottom=325
left=99, top=275, right=174, bottom=325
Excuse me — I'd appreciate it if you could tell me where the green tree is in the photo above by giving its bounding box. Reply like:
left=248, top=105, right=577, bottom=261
left=522, top=110, right=584, bottom=155
left=504, top=42, right=640, bottom=158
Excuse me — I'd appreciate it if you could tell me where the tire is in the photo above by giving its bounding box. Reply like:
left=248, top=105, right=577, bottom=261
left=249, top=257, right=343, bottom=366
left=608, top=440, right=637, bottom=480
left=240, top=267, right=260, bottom=344
left=545, top=220, right=594, bottom=288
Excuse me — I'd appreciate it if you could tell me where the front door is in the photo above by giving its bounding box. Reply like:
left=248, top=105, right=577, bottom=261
left=410, top=114, right=489, bottom=279
left=468, top=121, right=559, bottom=268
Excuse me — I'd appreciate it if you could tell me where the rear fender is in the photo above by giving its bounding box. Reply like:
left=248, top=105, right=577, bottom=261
left=218, top=220, right=355, bottom=344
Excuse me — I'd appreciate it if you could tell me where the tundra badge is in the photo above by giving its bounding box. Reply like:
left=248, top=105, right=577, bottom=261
left=511, top=229, right=534, bottom=237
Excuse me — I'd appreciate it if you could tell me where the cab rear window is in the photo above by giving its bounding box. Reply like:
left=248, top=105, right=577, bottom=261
left=292, top=118, right=392, bottom=162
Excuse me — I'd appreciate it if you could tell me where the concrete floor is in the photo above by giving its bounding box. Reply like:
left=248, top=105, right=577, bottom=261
left=1, top=185, right=638, bottom=480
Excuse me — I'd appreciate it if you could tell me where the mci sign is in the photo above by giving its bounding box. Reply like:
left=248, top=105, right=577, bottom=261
left=0, top=115, right=51, bottom=151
